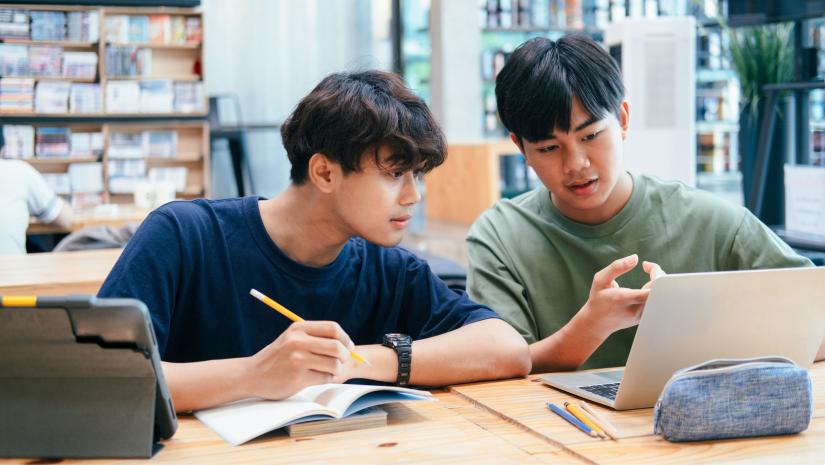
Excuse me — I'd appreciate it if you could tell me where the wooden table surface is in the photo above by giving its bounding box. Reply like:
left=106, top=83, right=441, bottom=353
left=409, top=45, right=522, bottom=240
left=0, top=248, right=121, bottom=295
left=451, top=363, right=825, bottom=465
left=1, top=249, right=823, bottom=464
left=28, top=205, right=151, bottom=235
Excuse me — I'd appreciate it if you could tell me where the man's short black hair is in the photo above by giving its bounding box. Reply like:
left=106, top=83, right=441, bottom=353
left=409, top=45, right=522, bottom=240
left=281, top=70, right=446, bottom=184
left=495, top=34, right=625, bottom=143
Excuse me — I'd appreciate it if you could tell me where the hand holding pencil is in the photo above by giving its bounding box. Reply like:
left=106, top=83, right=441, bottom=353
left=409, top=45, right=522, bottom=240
left=243, top=289, right=366, bottom=400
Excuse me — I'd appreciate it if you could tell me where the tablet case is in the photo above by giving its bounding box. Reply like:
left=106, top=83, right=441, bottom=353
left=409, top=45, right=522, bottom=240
left=0, top=295, right=177, bottom=458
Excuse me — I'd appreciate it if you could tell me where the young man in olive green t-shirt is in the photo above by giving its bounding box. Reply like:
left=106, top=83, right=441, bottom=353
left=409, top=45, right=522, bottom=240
left=466, top=34, right=814, bottom=372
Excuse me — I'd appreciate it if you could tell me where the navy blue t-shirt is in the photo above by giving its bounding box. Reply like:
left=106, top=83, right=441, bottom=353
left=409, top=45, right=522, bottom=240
left=98, top=196, right=499, bottom=362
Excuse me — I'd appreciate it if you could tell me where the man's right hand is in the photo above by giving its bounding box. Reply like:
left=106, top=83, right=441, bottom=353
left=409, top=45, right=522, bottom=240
left=579, top=254, right=652, bottom=338
left=245, top=321, right=354, bottom=400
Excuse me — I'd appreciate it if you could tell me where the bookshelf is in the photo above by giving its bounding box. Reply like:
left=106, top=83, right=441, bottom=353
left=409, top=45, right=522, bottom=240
left=1, top=3, right=209, bottom=211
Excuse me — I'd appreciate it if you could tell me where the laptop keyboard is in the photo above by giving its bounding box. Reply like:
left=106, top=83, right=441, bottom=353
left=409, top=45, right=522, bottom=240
left=579, top=382, right=620, bottom=400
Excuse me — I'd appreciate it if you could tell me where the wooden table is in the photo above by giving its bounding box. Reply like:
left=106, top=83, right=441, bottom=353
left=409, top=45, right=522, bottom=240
left=28, top=205, right=151, bottom=235
left=451, top=363, right=825, bottom=465
left=1, top=251, right=823, bottom=463
left=0, top=392, right=574, bottom=465
left=0, top=249, right=121, bottom=295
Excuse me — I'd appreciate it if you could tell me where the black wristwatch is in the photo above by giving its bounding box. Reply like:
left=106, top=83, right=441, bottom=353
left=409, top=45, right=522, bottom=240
left=382, top=333, right=412, bottom=386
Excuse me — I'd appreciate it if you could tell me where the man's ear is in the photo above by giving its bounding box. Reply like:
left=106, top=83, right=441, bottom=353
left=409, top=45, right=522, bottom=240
left=509, top=133, right=525, bottom=154
left=619, top=100, right=630, bottom=140
left=307, top=153, right=339, bottom=194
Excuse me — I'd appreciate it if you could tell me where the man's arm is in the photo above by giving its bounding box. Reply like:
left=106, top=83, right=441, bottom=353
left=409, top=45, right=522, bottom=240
left=164, top=321, right=354, bottom=412
left=48, top=199, right=73, bottom=229
left=341, top=318, right=530, bottom=386
left=529, top=257, right=664, bottom=373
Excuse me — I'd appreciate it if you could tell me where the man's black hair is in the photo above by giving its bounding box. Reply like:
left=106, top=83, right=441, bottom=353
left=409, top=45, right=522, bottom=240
left=281, top=70, right=446, bottom=184
left=495, top=34, right=625, bottom=142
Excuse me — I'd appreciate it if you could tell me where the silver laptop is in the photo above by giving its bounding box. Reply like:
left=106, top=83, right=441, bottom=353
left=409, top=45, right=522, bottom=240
left=541, top=267, right=825, bottom=410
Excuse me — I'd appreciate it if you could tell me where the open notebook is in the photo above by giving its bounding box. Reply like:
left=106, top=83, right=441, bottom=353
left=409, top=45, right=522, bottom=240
left=195, top=383, right=433, bottom=445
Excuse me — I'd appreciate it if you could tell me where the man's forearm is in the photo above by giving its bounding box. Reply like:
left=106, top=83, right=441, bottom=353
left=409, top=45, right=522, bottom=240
left=529, top=311, right=612, bottom=373
left=349, top=319, right=530, bottom=386
left=162, top=358, right=253, bottom=412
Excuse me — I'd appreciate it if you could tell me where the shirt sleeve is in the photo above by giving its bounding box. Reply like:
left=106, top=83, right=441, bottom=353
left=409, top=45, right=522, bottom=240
left=98, top=210, right=183, bottom=356
left=23, top=162, right=62, bottom=223
left=725, top=210, right=813, bottom=269
left=465, top=218, right=539, bottom=344
left=399, top=253, right=500, bottom=340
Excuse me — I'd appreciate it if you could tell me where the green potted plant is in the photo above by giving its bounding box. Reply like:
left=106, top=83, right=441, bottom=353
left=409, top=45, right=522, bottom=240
left=722, top=21, right=793, bottom=221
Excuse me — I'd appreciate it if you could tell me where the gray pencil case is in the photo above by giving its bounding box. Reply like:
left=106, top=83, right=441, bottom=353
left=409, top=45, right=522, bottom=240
left=653, top=356, right=813, bottom=442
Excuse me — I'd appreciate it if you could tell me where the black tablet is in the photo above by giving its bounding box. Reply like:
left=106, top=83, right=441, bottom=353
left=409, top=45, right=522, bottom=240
left=0, top=295, right=177, bottom=458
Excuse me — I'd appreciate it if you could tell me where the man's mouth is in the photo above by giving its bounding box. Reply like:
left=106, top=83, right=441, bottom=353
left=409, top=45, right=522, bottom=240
left=566, top=178, right=598, bottom=195
left=390, top=214, right=412, bottom=228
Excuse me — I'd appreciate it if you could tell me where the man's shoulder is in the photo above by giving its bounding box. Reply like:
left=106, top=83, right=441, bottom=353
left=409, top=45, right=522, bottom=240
left=153, top=197, right=246, bottom=223
left=469, top=188, right=544, bottom=238
left=640, top=174, right=746, bottom=219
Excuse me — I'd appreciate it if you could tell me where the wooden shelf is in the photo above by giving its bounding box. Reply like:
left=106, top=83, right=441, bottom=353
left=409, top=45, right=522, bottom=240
left=107, top=42, right=201, bottom=49
left=0, top=112, right=207, bottom=118
left=106, top=75, right=201, bottom=81
left=4, top=3, right=209, bottom=206
left=0, top=75, right=97, bottom=82
left=25, top=157, right=99, bottom=165
left=0, top=38, right=97, bottom=48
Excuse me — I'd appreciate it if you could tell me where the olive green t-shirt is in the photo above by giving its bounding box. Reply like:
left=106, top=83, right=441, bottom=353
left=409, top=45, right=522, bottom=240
left=466, top=173, right=812, bottom=369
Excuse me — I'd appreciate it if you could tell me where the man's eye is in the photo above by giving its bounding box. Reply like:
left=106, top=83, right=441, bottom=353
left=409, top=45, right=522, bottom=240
left=537, top=146, right=558, bottom=153
left=583, top=131, right=601, bottom=141
left=391, top=171, right=405, bottom=178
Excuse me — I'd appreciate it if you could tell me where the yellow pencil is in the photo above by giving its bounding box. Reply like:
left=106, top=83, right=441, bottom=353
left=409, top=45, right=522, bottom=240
left=249, top=289, right=369, bottom=365
left=579, top=401, right=619, bottom=440
left=565, top=401, right=606, bottom=439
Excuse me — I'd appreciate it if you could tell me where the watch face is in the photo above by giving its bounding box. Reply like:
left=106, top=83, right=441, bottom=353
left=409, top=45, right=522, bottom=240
left=383, top=333, right=411, bottom=346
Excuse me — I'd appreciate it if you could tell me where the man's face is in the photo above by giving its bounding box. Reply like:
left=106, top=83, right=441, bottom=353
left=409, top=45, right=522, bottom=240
left=332, top=144, right=421, bottom=247
left=516, top=98, right=630, bottom=224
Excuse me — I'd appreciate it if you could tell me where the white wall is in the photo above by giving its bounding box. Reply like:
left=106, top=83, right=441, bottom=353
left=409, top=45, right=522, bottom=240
left=202, top=0, right=393, bottom=197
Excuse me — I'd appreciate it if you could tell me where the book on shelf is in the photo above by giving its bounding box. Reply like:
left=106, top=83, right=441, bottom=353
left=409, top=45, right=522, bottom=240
left=105, top=46, right=151, bottom=77
left=70, top=192, right=103, bottom=209
left=194, top=383, right=433, bottom=446
left=42, top=172, right=71, bottom=195
left=35, top=127, right=70, bottom=158
left=28, top=45, right=62, bottom=77
left=30, top=11, right=67, bottom=42
left=185, top=16, right=202, bottom=43
left=148, top=166, right=187, bottom=192
left=105, top=80, right=141, bottom=113
left=66, top=10, right=99, bottom=43
left=108, top=158, right=146, bottom=194
left=1, top=125, right=34, bottom=159
left=129, top=15, right=149, bottom=43
left=0, top=43, right=28, bottom=75
left=173, top=81, right=204, bottom=113
left=69, top=83, right=101, bottom=113
left=62, top=51, right=98, bottom=79
left=68, top=162, right=103, bottom=193
left=139, top=79, right=174, bottom=113
left=144, top=130, right=177, bottom=157
left=34, top=80, right=70, bottom=113
left=0, top=9, right=29, bottom=39
left=170, top=16, right=186, bottom=44
left=104, top=14, right=130, bottom=43
left=69, top=131, right=103, bottom=158
left=109, top=131, right=144, bottom=158
left=148, top=15, right=171, bottom=44
left=0, top=77, right=34, bottom=112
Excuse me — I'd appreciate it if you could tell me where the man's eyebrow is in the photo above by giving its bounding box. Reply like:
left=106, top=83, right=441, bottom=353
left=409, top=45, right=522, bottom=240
left=542, top=116, right=602, bottom=140
left=574, top=116, right=600, bottom=132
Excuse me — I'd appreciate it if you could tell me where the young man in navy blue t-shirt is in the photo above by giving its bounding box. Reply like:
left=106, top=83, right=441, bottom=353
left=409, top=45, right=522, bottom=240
left=99, top=70, right=530, bottom=412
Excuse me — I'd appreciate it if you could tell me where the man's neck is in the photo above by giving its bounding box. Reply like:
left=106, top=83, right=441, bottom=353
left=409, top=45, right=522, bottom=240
left=258, top=185, right=350, bottom=267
